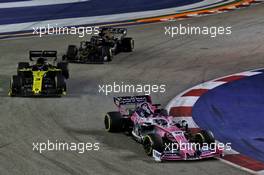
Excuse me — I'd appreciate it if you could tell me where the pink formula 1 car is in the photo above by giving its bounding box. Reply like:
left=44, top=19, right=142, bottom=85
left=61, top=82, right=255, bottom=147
left=104, top=95, right=223, bottom=161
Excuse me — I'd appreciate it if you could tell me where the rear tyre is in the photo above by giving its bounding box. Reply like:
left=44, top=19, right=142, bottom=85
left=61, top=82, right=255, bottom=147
left=122, top=37, right=134, bottom=52
left=18, top=62, right=29, bottom=69
left=104, top=112, right=123, bottom=132
left=143, top=133, right=163, bottom=156
left=57, top=62, right=69, bottom=79
left=17, top=62, right=29, bottom=75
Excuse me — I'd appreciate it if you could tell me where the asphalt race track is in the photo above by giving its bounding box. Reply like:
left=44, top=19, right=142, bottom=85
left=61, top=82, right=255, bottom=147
left=0, top=4, right=264, bottom=175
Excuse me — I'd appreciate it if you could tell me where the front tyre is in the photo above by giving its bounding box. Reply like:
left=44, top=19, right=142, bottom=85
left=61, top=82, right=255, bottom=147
left=104, top=112, right=123, bottom=132
left=107, top=48, right=113, bottom=61
left=56, top=73, right=66, bottom=95
left=9, top=75, right=22, bottom=96
left=17, top=62, right=29, bottom=75
left=122, top=37, right=134, bottom=52
left=201, top=130, right=215, bottom=144
left=102, top=47, right=113, bottom=62
left=194, top=130, right=215, bottom=144
left=143, top=133, right=163, bottom=156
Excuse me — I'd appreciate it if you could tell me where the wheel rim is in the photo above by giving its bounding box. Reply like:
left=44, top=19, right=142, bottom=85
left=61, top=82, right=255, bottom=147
left=143, top=136, right=153, bottom=155
left=195, top=133, right=205, bottom=144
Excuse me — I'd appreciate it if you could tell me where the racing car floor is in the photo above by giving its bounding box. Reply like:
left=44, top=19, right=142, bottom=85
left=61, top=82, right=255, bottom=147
left=0, top=4, right=264, bottom=175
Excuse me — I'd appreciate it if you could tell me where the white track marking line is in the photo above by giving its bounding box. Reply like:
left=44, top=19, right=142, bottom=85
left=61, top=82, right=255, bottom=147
left=168, top=96, right=199, bottom=107
left=258, top=170, right=264, bottom=175
left=192, top=81, right=226, bottom=89
left=222, top=148, right=240, bottom=155
left=166, top=70, right=262, bottom=111
left=0, top=0, right=90, bottom=9
left=234, top=71, right=262, bottom=76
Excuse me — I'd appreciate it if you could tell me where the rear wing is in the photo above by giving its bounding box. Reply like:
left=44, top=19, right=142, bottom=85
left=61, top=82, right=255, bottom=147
left=99, top=27, right=127, bottom=35
left=113, top=95, right=152, bottom=107
left=29, top=50, right=57, bottom=61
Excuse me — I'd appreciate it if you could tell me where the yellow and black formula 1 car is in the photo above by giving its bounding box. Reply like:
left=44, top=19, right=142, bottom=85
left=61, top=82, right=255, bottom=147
left=9, top=51, right=69, bottom=97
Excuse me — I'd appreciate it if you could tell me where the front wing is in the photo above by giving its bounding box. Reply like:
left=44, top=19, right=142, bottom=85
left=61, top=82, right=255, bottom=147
left=153, top=149, right=223, bottom=162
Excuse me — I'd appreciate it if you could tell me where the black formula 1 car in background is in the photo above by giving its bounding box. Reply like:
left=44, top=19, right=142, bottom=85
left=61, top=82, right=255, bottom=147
left=63, top=27, right=134, bottom=64
left=99, top=27, right=134, bottom=54
left=9, top=51, right=69, bottom=97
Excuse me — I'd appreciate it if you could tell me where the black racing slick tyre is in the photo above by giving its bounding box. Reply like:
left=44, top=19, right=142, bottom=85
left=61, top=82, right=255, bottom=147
left=56, top=73, right=66, bottom=95
left=201, top=130, right=215, bottom=144
left=194, top=130, right=215, bottom=144
left=104, top=112, right=123, bottom=132
left=17, top=62, right=29, bottom=75
left=57, top=62, right=69, bottom=79
left=18, top=62, right=29, bottom=69
left=122, top=37, right=134, bottom=52
left=143, top=133, right=163, bottom=156
left=101, top=47, right=113, bottom=62
left=107, top=48, right=113, bottom=61
left=10, top=75, right=22, bottom=96
left=66, top=45, right=78, bottom=59
left=112, top=43, right=118, bottom=55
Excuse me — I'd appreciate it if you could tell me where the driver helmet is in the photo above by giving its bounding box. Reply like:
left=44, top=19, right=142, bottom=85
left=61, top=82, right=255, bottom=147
left=35, top=57, right=46, bottom=70
left=155, top=119, right=168, bottom=127
left=179, top=120, right=188, bottom=128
